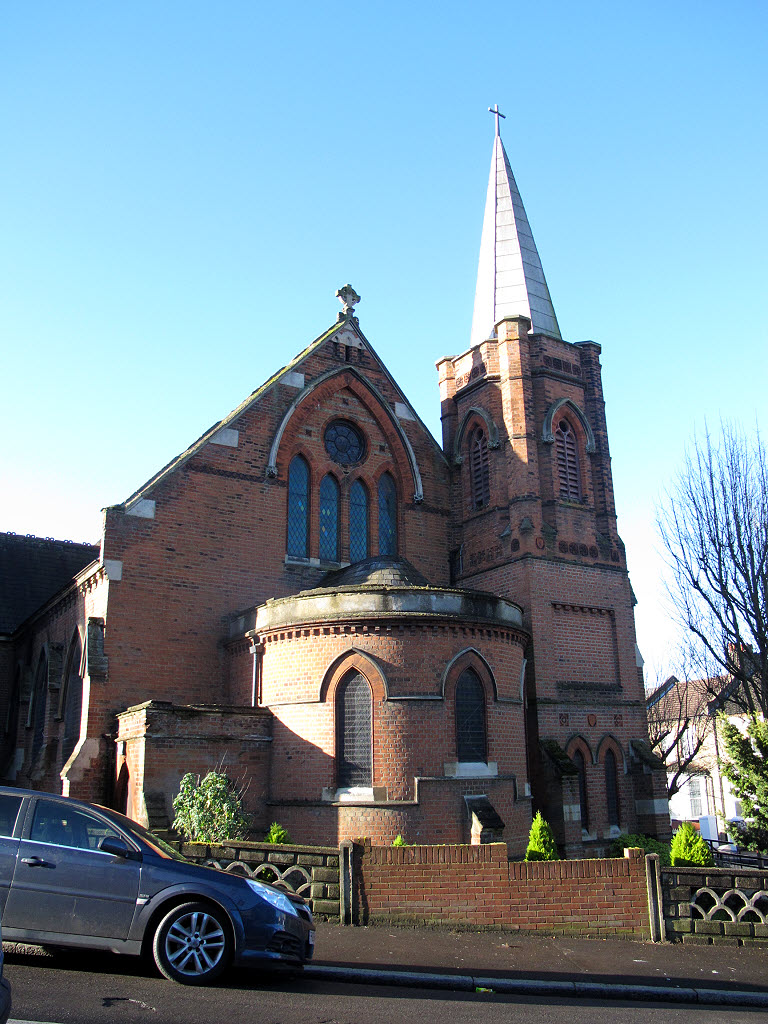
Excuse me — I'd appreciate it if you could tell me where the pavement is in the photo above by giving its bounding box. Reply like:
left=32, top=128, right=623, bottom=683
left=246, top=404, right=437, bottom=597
left=307, top=921, right=768, bottom=1008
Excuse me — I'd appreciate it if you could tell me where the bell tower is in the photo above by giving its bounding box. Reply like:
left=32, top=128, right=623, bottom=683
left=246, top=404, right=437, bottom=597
left=436, top=112, right=669, bottom=853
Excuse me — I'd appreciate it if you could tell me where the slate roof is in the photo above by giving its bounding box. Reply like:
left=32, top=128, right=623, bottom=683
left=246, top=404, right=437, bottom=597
left=316, top=556, right=431, bottom=590
left=0, top=533, right=100, bottom=634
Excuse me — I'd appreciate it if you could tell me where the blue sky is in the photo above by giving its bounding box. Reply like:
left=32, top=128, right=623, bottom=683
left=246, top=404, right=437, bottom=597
left=2, top=1, right=766, bottom=673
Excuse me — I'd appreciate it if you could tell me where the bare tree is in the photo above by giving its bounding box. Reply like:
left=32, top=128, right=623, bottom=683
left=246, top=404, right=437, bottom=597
left=657, top=423, right=768, bottom=716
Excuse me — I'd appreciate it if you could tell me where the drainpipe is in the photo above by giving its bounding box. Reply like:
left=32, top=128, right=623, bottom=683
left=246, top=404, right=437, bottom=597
left=249, top=641, right=264, bottom=707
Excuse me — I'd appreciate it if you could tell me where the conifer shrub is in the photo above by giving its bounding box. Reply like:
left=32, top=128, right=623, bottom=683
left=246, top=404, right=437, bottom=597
left=172, top=771, right=250, bottom=843
left=608, top=832, right=671, bottom=866
left=670, top=822, right=714, bottom=867
left=263, top=822, right=292, bottom=845
left=524, top=811, right=559, bottom=861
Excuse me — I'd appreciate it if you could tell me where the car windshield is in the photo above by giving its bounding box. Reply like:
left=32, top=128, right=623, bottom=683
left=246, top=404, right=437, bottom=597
left=95, top=806, right=189, bottom=862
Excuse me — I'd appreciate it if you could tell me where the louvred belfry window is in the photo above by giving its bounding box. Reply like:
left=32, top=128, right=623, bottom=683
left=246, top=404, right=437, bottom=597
left=455, top=668, right=487, bottom=763
left=470, top=428, right=490, bottom=508
left=287, top=455, right=310, bottom=557
left=556, top=418, right=581, bottom=500
left=337, top=671, right=372, bottom=788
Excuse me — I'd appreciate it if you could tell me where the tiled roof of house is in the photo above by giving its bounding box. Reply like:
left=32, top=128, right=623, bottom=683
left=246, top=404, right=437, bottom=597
left=0, top=532, right=99, bottom=634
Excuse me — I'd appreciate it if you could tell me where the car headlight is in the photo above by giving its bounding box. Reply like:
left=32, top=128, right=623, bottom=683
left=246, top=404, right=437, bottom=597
left=246, top=880, right=298, bottom=916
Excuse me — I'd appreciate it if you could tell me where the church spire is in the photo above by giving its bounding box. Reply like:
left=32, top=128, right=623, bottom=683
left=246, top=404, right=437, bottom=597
left=469, top=110, right=561, bottom=345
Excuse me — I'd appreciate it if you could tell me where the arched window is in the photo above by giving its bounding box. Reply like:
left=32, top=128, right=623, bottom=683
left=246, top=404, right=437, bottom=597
left=556, top=418, right=581, bottom=500
left=336, top=671, right=372, bottom=788
left=349, top=480, right=368, bottom=563
left=573, top=749, right=589, bottom=831
left=604, top=749, right=620, bottom=827
left=30, top=651, right=48, bottom=763
left=287, top=455, right=310, bottom=557
left=378, top=473, right=397, bottom=556
left=61, top=635, right=83, bottom=763
left=319, top=474, right=340, bottom=562
left=469, top=428, right=490, bottom=508
left=455, top=668, right=487, bottom=763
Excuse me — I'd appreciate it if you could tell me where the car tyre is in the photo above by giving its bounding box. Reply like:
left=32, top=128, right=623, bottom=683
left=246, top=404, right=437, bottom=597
left=152, top=902, right=232, bottom=985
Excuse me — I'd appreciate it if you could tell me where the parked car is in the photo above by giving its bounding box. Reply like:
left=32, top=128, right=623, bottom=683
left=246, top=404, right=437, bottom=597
left=0, top=919, right=11, bottom=1024
left=0, top=787, right=314, bottom=985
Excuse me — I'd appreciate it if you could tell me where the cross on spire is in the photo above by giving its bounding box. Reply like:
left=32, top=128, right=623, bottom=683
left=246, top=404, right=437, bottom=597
left=488, top=104, right=506, bottom=136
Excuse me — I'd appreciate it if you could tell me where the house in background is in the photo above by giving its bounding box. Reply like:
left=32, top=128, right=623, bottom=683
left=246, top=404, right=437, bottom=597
left=1, top=123, right=670, bottom=856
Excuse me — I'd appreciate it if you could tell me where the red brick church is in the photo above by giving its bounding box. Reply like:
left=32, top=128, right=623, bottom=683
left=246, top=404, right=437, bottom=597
left=0, top=123, right=670, bottom=856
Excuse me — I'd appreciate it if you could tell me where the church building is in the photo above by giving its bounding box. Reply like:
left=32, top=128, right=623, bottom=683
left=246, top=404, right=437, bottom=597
left=0, top=121, right=670, bottom=856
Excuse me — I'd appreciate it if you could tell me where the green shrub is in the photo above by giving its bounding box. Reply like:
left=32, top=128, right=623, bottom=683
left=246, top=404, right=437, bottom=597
left=525, top=811, right=558, bottom=861
left=608, top=832, right=671, bottom=866
left=392, top=834, right=408, bottom=847
left=263, top=822, right=292, bottom=845
left=670, top=822, right=714, bottom=867
left=172, top=771, right=250, bottom=843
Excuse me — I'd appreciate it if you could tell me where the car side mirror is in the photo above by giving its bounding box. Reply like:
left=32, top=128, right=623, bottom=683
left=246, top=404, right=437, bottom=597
left=99, top=835, right=133, bottom=858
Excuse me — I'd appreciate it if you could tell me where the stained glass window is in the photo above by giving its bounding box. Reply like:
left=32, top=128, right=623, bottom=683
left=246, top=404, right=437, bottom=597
left=378, top=473, right=397, bottom=556
left=605, top=749, right=620, bottom=827
left=319, top=474, right=340, bottom=562
left=556, top=419, right=581, bottom=501
left=470, top=428, right=490, bottom=508
left=456, top=668, right=486, bottom=763
left=337, top=671, right=372, bottom=788
left=324, top=420, right=365, bottom=465
left=287, top=455, right=309, bottom=557
left=349, top=480, right=368, bottom=562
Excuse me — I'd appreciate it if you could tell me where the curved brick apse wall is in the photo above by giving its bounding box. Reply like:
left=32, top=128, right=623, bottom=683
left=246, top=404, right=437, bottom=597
left=250, top=581, right=532, bottom=849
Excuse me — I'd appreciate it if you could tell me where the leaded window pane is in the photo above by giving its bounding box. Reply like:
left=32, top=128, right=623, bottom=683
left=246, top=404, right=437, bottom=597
left=324, top=420, right=365, bottom=465
left=605, top=749, right=620, bottom=826
left=556, top=419, right=581, bottom=501
left=574, top=749, right=589, bottom=830
left=349, top=480, right=368, bottom=563
left=337, top=672, right=372, bottom=788
left=456, top=668, right=487, bottom=762
left=319, top=475, right=339, bottom=562
left=378, top=473, right=397, bottom=556
left=287, top=455, right=309, bottom=557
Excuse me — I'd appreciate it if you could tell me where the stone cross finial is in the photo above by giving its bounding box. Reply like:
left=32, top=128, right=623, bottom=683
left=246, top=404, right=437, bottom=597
left=488, top=104, right=506, bottom=136
left=336, top=284, right=361, bottom=316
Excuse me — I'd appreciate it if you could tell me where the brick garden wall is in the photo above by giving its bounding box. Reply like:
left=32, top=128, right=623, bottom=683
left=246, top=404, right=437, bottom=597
left=351, top=842, right=651, bottom=938
left=662, top=865, right=768, bottom=946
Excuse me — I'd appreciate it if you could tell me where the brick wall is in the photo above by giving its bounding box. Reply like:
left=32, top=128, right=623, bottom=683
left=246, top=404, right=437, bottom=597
left=662, top=865, right=768, bottom=946
left=351, top=842, right=651, bottom=938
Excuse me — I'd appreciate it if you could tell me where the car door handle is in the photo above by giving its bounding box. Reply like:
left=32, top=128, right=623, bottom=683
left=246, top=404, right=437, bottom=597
left=21, top=856, right=53, bottom=868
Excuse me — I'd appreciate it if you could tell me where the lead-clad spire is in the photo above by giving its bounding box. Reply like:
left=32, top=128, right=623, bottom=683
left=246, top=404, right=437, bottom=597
left=469, top=112, right=561, bottom=345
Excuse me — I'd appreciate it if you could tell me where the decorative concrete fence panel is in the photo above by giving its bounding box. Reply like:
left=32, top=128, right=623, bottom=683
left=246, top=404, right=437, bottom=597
left=662, top=865, right=768, bottom=946
left=176, top=840, right=341, bottom=919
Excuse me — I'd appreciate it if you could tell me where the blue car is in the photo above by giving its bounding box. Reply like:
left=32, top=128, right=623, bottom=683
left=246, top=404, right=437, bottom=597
left=0, top=787, right=314, bottom=985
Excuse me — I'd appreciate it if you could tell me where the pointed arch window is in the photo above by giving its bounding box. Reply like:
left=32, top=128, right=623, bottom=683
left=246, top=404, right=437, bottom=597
left=573, top=749, right=589, bottom=831
left=61, top=635, right=83, bottom=763
left=455, top=668, right=487, bottom=763
left=287, top=455, right=310, bottom=557
left=29, top=651, right=48, bottom=763
left=469, top=428, right=490, bottom=508
left=319, top=474, right=340, bottom=562
left=336, top=671, right=372, bottom=788
left=604, top=749, right=621, bottom=827
left=556, top=418, right=581, bottom=501
left=378, top=473, right=397, bottom=556
left=349, top=480, right=369, bottom=563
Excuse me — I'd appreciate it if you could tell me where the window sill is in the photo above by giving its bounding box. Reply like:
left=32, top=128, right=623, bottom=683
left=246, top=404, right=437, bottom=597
left=443, top=761, right=498, bottom=779
left=322, top=786, right=378, bottom=803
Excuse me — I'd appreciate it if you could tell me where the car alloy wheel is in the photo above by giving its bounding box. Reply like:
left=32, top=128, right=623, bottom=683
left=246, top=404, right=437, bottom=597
left=152, top=902, right=232, bottom=984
